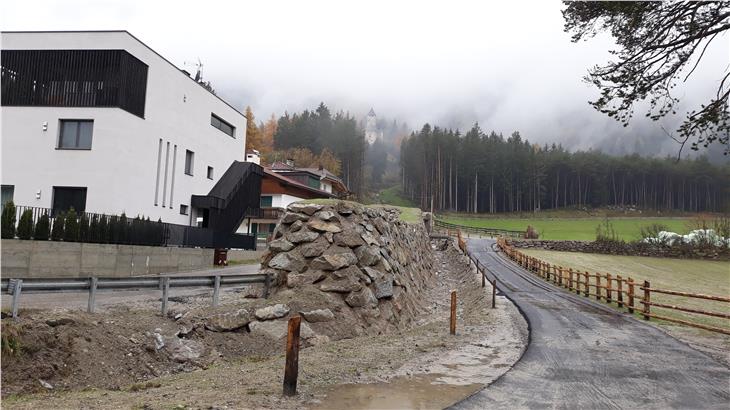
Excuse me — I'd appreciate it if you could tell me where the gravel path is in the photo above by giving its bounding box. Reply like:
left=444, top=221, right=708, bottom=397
left=452, top=238, right=730, bottom=409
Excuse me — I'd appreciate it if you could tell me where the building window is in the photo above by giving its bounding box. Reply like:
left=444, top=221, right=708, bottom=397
left=207, top=166, right=214, bottom=180
left=52, top=186, right=87, bottom=216
left=185, top=150, right=194, bottom=175
left=210, top=113, right=235, bottom=137
left=260, top=195, right=273, bottom=208
left=58, top=120, right=93, bottom=149
left=1, top=185, right=14, bottom=207
left=179, top=204, right=189, bottom=215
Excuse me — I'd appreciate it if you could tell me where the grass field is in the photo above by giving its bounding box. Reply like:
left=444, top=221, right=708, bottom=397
left=440, top=216, right=693, bottom=241
left=376, top=185, right=417, bottom=208
left=520, top=249, right=730, bottom=332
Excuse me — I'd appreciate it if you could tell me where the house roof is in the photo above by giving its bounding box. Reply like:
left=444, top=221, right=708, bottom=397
left=269, top=161, right=347, bottom=189
left=263, top=168, right=335, bottom=198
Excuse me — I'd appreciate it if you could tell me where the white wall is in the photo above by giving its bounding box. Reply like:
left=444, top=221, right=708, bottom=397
left=0, top=31, right=247, bottom=225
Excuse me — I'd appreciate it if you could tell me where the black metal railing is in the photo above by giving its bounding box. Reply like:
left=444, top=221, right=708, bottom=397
left=7, top=205, right=256, bottom=250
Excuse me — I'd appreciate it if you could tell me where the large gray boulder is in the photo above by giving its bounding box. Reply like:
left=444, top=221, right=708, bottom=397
left=288, top=203, right=323, bottom=216
left=334, top=230, right=366, bottom=248
left=319, top=276, right=362, bottom=293
left=313, top=210, right=338, bottom=221
left=204, top=309, right=252, bottom=332
left=301, top=308, right=335, bottom=323
left=268, top=252, right=306, bottom=272
left=281, top=212, right=309, bottom=224
left=355, top=245, right=380, bottom=266
left=255, top=304, right=290, bottom=320
left=249, top=320, right=315, bottom=340
left=268, top=238, right=295, bottom=252
left=299, top=235, right=330, bottom=257
left=374, top=273, right=394, bottom=299
left=311, top=247, right=358, bottom=270
left=286, top=229, right=320, bottom=244
left=345, top=287, right=377, bottom=308
left=308, top=219, right=343, bottom=233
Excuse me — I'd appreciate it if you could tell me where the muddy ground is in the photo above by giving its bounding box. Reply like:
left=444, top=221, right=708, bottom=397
left=1, top=241, right=528, bottom=409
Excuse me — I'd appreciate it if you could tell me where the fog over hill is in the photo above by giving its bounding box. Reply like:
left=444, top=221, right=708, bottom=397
left=2, top=0, right=727, bottom=161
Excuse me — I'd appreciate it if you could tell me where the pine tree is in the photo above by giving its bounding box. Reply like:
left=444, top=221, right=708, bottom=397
left=1, top=201, right=16, bottom=239
left=78, top=213, right=90, bottom=242
left=16, top=209, right=33, bottom=240
left=244, top=106, right=263, bottom=152
left=63, top=208, right=79, bottom=242
left=51, top=212, right=65, bottom=241
left=34, top=213, right=50, bottom=240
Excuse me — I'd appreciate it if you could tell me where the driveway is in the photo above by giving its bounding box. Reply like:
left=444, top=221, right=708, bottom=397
left=452, top=238, right=730, bottom=409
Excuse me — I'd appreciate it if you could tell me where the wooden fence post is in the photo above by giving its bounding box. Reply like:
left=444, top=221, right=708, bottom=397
left=627, top=278, right=635, bottom=314
left=160, top=277, right=170, bottom=316
left=617, top=275, right=624, bottom=308
left=568, top=268, right=574, bottom=292
left=283, top=316, right=301, bottom=396
left=558, top=267, right=563, bottom=287
left=481, top=263, right=486, bottom=288
left=596, top=274, right=601, bottom=300
left=606, top=273, right=612, bottom=304
left=642, top=280, right=651, bottom=320
left=87, top=277, right=98, bottom=313
left=450, top=290, right=457, bottom=335
left=491, top=278, right=496, bottom=309
left=584, top=271, right=589, bottom=297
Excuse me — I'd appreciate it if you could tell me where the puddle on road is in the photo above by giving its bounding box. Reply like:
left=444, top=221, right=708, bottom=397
left=313, top=374, right=482, bottom=410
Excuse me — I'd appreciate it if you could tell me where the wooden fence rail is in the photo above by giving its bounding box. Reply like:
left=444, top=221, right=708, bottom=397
left=496, top=237, right=730, bottom=336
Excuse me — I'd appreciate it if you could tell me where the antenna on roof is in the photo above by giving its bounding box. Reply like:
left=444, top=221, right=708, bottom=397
left=194, top=58, right=203, bottom=82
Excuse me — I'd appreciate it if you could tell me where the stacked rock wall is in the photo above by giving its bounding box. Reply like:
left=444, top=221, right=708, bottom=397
left=261, top=201, right=435, bottom=332
left=511, top=239, right=730, bottom=260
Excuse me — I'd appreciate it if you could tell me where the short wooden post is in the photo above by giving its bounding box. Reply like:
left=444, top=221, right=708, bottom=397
left=606, top=273, right=612, bottom=304
left=596, top=274, right=601, bottom=300
left=283, top=316, right=301, bottom=396
left=481, top=266, right=486, bottom=288
left=87, top=277, right=98, bottom=313
left=263, top=273, right=272, bottom=299
left=491, top=278, right=496, bottom=309
left=568, top=268, right=574, bottom=291
left=450, top=290, right=457, bottom=335
left=546, top=264, right=551, bottom=282
left=627, top=278, right=635, bottom=314
left=584, top=271, right=589, bottom=297
left=11, top=279, right=23, bottom=319
left=557, top=267, right=563, bottom=287
left=212, top=275, right=221, bottom=307
left=160, top=277, right=170, bottom=316
left=642, top=280, right=650, bottom=320
left=617, top=275, right=624, bottom=308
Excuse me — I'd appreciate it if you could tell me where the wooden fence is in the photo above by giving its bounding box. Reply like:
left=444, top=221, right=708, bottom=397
left=496, top=238, right=730, bottom=335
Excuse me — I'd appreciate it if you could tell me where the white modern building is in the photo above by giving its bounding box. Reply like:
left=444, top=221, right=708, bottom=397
left=1, top=31, right=261, bottom=233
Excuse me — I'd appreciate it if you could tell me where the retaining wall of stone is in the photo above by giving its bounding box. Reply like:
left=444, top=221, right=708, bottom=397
left=511, top=239, right=730, bottom=260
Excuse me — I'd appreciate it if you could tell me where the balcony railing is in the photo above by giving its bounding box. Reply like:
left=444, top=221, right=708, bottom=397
left=245, top=207, right=284, bottom=220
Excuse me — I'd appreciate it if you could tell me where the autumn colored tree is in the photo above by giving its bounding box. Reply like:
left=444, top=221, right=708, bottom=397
left=244, top=106, right=263, bottom=153
left=258, top=113, right=277, bottom=155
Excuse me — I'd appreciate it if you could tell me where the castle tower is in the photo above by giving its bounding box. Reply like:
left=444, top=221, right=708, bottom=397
left=365, top=108, right=382, bottom=145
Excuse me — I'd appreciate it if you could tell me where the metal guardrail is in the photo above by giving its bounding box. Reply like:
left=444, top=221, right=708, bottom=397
left=433, top=219, right=525, bottom=238
left=2, top=273, right=272, bottom=319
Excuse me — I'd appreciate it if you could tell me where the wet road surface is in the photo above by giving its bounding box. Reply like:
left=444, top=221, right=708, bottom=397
left=452, top=238, right=730, bottom=409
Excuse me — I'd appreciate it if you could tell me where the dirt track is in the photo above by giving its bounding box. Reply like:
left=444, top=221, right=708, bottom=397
left=453, top=238, right=730, bottom=409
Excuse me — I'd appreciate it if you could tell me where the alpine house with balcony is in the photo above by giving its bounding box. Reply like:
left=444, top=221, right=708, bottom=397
left=1, top=31, right=262, bottom=247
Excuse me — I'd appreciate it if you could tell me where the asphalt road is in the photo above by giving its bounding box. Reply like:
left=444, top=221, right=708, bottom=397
left=452, top=238, right=730, bottom=410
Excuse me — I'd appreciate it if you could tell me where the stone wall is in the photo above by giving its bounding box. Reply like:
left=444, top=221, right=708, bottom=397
left=261, top=201, right=435, bottom=331
left=1, top=239, right=214, bottom=278
left=511, top=239, right=730, bottom=260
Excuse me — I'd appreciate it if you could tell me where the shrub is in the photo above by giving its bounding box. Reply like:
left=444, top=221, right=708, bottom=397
left=107, top=215, right=118, bottom=243
left=16, top=210, right=34, bottom=240
left=51, top=212, right=65, bottom=241
left=117, top=212, right=128, bottom=244
left=595, top=218, right=622, bottom=243
left=64, top=208, right=79, bottom=242
left=34, top=213, right=50, bottom=240
left=1, top=201, right=17, bottom=239
left=639, top=223, right=669, bottom=242
left=89, top=215, right=99, bottom=243
left=78, top=213, right=90, bottom=242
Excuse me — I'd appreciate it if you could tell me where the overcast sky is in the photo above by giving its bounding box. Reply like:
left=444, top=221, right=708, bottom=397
left=2, top=0, right=728, bottom=158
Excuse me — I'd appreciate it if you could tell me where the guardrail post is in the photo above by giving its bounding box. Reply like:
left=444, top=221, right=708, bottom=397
left=283, top=316, right=301, bottom=396
left=491, top=278, right=496, bottom=309
left=212, top=275, right=221, bottom=307
left=642, top=280, right=650, bottom=320
left=627, top=278, right=635, bottom=314
left=87, top=277, right=98, bottom=313
left=606, top=273, right=613, bottom=304
left=11, top=279, right=23, bottom=319
left=160, top=277, right=170, bottom=317
left=617, top=275, right=624, bottom=308
left=450, top=290, right=457, bottom=335
left=596, top=274, right=601, bottom=300
left=584, top=271, right=589, bottom=297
